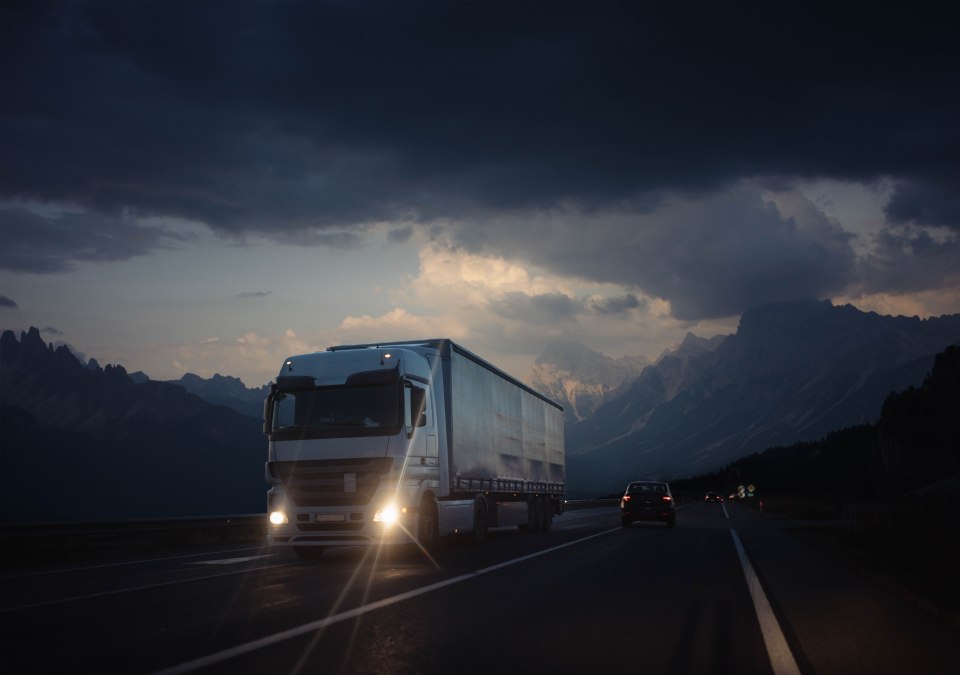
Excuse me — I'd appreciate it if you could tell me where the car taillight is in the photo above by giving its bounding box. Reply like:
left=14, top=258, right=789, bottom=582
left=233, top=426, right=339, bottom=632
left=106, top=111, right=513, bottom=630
left=622, top=495, right=631, bottom=502
left=662, top=495, right=672, bottom=502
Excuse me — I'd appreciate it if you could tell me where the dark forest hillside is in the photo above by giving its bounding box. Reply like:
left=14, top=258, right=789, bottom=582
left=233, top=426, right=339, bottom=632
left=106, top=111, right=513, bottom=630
left=673, top=344, right=960, bottom=502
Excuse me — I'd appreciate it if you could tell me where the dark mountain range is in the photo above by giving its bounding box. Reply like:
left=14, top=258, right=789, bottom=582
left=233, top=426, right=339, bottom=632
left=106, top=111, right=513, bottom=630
left=0, top=328, right=267, bottom=522
left=5, top=298, right=960, bottom=519
left=130, top=371, right=270, bottom=420
left=566, top=300, right=960, bottom=496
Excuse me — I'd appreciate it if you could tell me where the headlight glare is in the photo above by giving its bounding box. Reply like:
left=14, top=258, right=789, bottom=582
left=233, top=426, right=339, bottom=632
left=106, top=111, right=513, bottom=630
left=373, top=504, right=399, bottom=525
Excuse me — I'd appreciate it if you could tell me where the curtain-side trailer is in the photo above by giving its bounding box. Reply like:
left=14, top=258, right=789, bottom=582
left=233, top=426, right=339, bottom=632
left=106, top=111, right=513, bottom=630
left=263, top=339, right=565, bottom=557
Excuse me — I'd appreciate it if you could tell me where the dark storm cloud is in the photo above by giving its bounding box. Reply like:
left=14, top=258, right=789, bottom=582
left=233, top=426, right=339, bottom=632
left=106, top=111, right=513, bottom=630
left=858, top=226, right=960, bottom=294
left=2, top=0, right=958, bottom=316
left=0, top=295, right=18, bottom=309
left=387, top=226, right=415, bottom=244
left=885, top=179, right=960, bottom=230
left=456, top=186, right=859, bottom=321
left=490, top=292, right=583, bottom=325
left=0, top=206, right=192, bottom=273
left=490, top=291, right=644, bottom=324
left=589, top=294, right=643, bottom=316
left=4, top=0, right=956, bottom=224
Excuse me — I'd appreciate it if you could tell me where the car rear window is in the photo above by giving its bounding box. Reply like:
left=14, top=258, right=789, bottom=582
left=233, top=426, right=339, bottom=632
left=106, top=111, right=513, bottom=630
left=628, top=483, right=666, bottom=494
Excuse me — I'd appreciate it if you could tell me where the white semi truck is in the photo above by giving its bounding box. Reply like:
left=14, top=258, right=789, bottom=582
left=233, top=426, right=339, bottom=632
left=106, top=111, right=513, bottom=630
left=263, top=339, right=565, bottom=556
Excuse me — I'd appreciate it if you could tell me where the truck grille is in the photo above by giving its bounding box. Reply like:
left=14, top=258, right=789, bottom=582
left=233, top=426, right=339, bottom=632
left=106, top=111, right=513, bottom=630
left=268, top=457, right=394, bottom=507
left=296, top=522, right=364, bottom=532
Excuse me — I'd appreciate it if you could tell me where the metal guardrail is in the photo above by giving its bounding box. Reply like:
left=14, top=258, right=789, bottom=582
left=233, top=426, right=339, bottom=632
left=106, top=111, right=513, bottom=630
left=0, top=500, right=618, bottom=565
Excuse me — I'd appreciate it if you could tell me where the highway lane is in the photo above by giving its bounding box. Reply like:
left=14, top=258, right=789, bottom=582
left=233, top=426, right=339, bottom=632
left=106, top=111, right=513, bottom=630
left=2, top=504, right=957, bottom=674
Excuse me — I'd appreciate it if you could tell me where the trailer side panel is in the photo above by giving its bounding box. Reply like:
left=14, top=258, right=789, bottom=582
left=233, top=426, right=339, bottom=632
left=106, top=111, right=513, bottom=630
left=449, top=346, right=564, bottom=493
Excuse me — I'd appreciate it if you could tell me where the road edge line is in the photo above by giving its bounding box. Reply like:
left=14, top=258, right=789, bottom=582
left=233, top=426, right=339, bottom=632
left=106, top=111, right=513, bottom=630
left=730, top=528, right=802, bottom=675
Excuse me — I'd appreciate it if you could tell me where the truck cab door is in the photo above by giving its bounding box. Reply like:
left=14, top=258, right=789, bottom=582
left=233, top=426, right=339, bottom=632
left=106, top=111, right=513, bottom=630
left=405, top=382, right=437, bottom=463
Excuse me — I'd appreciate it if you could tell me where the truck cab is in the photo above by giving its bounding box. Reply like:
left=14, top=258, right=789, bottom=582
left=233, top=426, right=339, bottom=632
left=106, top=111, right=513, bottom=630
left=264, top=346, right=439, bottom=555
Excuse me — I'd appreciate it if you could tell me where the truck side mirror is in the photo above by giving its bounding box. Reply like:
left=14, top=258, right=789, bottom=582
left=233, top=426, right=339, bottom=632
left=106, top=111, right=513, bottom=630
left=404, top=384, right=414, bottom=438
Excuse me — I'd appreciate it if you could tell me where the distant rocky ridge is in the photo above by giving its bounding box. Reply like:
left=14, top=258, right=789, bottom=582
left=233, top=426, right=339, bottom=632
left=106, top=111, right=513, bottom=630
left=0, top=328, right=267, bottom=521
left=566, top=300, right=960, bottom=496
left=526, top=340, right=650, bottom=422
left=131, top=371, right=270, bottom=420
left=657, top=332, right=727, bottom=363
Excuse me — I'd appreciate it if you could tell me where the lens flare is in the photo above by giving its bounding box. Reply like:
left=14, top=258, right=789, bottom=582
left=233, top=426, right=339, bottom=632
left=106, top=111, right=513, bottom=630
left=373, top=505, right=399, bottom=525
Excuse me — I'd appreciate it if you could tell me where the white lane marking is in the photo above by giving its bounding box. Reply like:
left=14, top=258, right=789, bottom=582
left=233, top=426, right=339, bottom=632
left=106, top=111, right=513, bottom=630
left=188, top=555, right=278, bottom=566
left=149, top=527, right=621, bottom=675
left=730, top=529, right=802, bottom=675
left=1, top=560, right=298, bottom=613
left=722, top=502, right=730, bottom=519
left=0, top=546, right=268, bottom=580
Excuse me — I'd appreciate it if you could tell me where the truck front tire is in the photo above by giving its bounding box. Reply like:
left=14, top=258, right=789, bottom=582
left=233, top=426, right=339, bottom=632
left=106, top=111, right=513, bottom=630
left=418, top=498, right=439, bottom=551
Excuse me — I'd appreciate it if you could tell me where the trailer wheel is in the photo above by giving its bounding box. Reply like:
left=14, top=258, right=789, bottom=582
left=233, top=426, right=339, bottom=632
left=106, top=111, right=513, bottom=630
left=471, top=496, right=488, bottom=545
left=418, top=497, right=439, bottom=552
left=541, top=497, right=553, bottom=532
left=529, top=497, right=543, bottom=533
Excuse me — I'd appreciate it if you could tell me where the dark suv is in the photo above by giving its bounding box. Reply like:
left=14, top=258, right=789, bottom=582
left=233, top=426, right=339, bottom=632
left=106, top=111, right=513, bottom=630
left=620, top=481, right=676, bottom=528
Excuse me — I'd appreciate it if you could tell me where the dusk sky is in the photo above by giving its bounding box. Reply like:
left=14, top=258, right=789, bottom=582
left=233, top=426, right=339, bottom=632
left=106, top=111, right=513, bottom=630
left=2, top=0, right=959, bottom=387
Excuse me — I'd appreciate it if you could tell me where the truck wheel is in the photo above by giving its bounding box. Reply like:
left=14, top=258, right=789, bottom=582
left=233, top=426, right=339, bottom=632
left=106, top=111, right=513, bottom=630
left=418, top=498, right=439, bottom=551
left=541, top=497, right=553, bottom=532
left=293, top=546, right=325, bottom=560
left=471, top=496, right=488, bottom=545
left=529, top=497, right=543, bottom=533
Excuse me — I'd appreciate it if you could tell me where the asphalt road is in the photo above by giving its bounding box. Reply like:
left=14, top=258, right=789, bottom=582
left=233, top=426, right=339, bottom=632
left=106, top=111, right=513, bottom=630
left=2, top=503, right=957, bottom=674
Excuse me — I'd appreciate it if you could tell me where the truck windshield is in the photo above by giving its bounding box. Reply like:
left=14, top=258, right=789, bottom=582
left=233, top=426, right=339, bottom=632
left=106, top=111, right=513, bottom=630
left=270, top=383, right=402, bottom=439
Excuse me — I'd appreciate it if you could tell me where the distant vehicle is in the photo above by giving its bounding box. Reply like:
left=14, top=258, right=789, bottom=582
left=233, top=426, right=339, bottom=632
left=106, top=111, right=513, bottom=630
left=263, top=339, right=565, bottom=558
left=704, top=491, right=722, bottom=503
left=620, top=481, right=676, bottom=528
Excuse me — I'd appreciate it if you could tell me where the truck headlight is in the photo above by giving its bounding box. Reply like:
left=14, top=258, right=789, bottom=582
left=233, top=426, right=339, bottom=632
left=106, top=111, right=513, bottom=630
left=373, top=504, right=399, bottom=525
left=269, top=511, right=288, bottom=526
